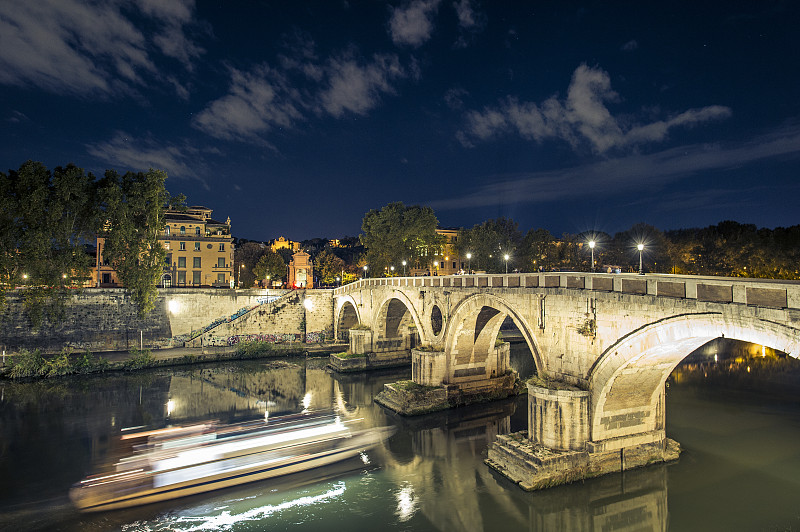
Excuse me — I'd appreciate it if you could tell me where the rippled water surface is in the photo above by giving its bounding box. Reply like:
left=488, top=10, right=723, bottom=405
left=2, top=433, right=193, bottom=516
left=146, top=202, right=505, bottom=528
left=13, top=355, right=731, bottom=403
left=1, top=356, right=799, bottom=531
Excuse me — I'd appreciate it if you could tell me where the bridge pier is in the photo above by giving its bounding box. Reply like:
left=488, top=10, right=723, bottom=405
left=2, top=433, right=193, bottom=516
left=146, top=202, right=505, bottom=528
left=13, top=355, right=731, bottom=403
left=375, top=342, right=517, bottom=415
left=329, top=328, right=416, bottom=372
left=486, top=380, right=680, bottom=491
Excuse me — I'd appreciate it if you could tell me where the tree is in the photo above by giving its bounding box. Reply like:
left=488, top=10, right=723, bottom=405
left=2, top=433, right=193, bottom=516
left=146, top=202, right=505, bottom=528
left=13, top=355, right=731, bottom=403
left=315, top=249, right=345, bottom=285
left=520, top=228, right=555, bottom=272
left=98, top=168, right=182, bottom=317
left=253, top=250, right=287, bottom=286
left=360, top=202, right=445, bottom=275
left=455, top=217, right=522, bottom=273
left=234, top=242, right=269, bottom=288
left=1, top=161, right=96, bottom=325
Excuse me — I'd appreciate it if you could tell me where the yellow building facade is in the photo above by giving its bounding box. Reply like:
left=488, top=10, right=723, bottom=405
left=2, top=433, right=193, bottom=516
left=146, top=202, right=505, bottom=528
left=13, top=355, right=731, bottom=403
left=96, top=206, right=234, bottom=288
left=408, top=228, right=466, bottom=276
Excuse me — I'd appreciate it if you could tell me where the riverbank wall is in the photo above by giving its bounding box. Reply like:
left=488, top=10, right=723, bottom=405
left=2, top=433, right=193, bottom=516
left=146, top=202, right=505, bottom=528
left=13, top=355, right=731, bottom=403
left=0, top=288, right=333, bottom=355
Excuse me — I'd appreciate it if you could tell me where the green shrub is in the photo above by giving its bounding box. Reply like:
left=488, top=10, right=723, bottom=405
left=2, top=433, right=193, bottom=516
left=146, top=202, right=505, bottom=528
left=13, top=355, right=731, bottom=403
left=6, top=349, right=46, bottom=378
left=235, top=340, right=276, bottom=358
left=123, top=349, right=156, bottom=370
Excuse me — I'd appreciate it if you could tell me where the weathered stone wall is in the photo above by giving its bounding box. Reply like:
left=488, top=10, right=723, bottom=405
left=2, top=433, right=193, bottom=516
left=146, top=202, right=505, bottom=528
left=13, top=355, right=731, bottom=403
left=197, top=289, right=334, bottom=346
left=0, top=287, right=316, bottom=354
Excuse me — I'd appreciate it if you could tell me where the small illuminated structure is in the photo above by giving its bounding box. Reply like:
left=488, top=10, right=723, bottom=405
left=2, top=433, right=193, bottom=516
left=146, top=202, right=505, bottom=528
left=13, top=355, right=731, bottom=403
left=637, top=243, right=645, bottom=275
left=503, top=253, right=510, bottom=274
left=588, top=240, right=596, bottom=272
left=288, top=251, right=313, bottom=288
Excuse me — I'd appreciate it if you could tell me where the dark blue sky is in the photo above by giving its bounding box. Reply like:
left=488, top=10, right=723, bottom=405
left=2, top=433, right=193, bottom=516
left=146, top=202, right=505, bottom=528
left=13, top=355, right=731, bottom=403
left=2, top=1, right=799, bottom=240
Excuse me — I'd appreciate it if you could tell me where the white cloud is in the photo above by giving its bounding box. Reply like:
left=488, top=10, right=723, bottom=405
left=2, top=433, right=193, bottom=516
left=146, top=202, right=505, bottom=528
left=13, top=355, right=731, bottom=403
left=454, top=0, right=479, bottom=29
left=433, top=124, right=800, bottom=210
left=0, top=0, right=203, bottom=97
left=320, top=53, right=405, bottom=117
left=458, top=64, right=732, bottom=153
left=621, top=39, right=639, bottom=51
left=86, top=132, right=208, bottom=188
left=195, top=50, right=407, bottom=143
left=389, top=0, right=442, bottom=47
left=193, top=65, right=304, bottom=145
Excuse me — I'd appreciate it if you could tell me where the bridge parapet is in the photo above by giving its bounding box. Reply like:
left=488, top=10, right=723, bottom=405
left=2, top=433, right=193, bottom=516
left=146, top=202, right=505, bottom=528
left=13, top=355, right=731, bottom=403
left=335, top=273, right=800, bottom=309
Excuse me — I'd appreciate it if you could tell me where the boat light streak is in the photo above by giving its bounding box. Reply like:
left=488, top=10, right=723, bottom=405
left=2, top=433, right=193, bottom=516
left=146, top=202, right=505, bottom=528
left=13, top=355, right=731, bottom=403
left=172, top=482, right=347, bottom=530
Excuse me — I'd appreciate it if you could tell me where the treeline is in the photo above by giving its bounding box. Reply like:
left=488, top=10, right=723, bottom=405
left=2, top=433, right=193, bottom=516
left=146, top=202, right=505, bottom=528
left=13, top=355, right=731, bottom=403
left=360, top=203, right=800, bottom=279
left=1, top=160, right=182, bottom=324
left=458, top=218, right=800, bottom=278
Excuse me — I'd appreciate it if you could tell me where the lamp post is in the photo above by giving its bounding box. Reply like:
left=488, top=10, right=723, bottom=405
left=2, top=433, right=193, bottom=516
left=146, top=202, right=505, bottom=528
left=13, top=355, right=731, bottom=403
left=363, top=265, right=368, bottom=279
left=466, top=252, right=472, bottom=274
left=503, top=253, right=509, bottom=274
left=237, top=264, right=244, bottom=288
left=433, top=261, right=438, bottom=276
left=390, top=266, right=395, bottom=276
left=402, top=260, right=406, bottom=276
left=589, top=240, right=596, bottom=272
left=637, top=243, right=644, bottom=275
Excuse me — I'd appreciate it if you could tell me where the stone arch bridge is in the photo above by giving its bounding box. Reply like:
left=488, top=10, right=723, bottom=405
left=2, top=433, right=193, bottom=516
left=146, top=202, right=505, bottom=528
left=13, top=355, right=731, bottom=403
left=333, top=272, right=800, bottom=487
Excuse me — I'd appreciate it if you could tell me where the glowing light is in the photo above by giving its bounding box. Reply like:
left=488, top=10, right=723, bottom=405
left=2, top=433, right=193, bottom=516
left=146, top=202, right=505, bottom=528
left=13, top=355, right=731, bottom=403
left=303, top=298, right=314, bottom=311
left=588, top=240, right=596, bottom=249
left=747, top=366, right=751, bottom=373
left=302, top=392, right=312, bottom=410
left=466, top=253, right=471, bottom=259
left=714, top=354, right=718, bottom=362
left=168, top=299, right=181, bottom=314
left=164, top=483, right=346, bottom=528
left=637, top=243, right=644, bottom=251
left=167, top=400, right=175, bottom=416
left=395, top=484, right=417, bottom=522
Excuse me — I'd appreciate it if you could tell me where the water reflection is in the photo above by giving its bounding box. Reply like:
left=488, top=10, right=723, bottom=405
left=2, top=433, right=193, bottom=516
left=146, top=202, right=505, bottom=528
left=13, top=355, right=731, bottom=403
left=6, top=355, right=798, bottom=531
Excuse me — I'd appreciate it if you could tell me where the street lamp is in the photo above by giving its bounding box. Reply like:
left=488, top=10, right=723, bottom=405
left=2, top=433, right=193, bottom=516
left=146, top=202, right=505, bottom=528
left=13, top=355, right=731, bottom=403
left=503, top=253, right=509, bottom=274
left=637, top=243, right=645, bottom=275
left=466, top=252, right=472, bottom=274
left=237, top=264, right=244, bottom=288
left=402, top=260, right=407, bottom=276
left=433, top=261, right=438, bottom=276
left=363, top=265, right=368, bottom=279
left=390, top=266, right=395, bottom=276
left=588, top=240, right=596, bottom=272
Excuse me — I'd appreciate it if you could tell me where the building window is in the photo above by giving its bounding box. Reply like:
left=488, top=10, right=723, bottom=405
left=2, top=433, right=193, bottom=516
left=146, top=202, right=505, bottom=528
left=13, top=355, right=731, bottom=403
left=192, top=271, right=201, bottom=285
left=217, top=273, right=226, bottom=283
left=165, top=226, right=170, bottom=235
left=193, top=257, right=201, bottom=269
left=165, top=254, right=172, bottom=266
left=178, top=257, right=186, bottom=268
left=194, top=242, right=200, bottom=251
left=180, top=226, right=186, bottom=235
left=219, top=243, right=225, bottom=251
left=177, top=271, right=186, bottom=285
left=217, top=257, right=225, bottom=268
left=179, top=242, right=186, bottom=251
left=195, top=227, right=201, bottom=236
left=164, top=241, right=170, bottom=249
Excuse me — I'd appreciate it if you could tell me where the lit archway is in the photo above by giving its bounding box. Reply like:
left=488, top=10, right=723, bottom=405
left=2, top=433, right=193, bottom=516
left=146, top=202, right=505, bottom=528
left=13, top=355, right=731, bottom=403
left=589, top=312, right=800, bottom=443
left=444, top=294, right=542, bottom=380
left=374, top=292, right=425, bottom=345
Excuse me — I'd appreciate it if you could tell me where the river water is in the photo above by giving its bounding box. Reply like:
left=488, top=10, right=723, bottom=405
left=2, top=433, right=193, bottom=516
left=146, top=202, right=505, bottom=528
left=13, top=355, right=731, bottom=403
left=1, top=354, right=799, bottom=531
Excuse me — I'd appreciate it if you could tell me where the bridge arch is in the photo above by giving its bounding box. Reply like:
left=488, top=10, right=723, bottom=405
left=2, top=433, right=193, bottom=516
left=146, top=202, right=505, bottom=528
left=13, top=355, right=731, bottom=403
left=589, top=312, right=800, bottom=443
left=373, top=290, right=427, bottom=345
left=334, top=295, right=362, bottom=340
left=444, top=293, right=543, bottom=377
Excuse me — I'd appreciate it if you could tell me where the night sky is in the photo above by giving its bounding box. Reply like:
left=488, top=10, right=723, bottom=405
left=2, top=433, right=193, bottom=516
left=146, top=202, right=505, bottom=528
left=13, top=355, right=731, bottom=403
left=2, top=1, right=799, bottom=241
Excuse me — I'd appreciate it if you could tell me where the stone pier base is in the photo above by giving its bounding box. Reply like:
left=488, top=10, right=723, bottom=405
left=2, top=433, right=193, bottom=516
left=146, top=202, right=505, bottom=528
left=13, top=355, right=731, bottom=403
left=328, top=350, right=411, bottom=373
left=374, top=372, right=517, bottom=416
left=486, top=431, right=681, bottom=491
